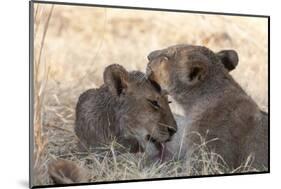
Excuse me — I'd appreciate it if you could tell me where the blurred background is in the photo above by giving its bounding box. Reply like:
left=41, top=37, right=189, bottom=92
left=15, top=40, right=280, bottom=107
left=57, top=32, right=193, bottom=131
left=34, top=3, right=268, bottom=109
left=33, top=3, right=268, bottom=185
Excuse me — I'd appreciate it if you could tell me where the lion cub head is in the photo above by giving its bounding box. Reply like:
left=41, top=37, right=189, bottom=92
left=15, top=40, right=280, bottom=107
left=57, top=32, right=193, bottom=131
left=104, top=65, right=177, bottom=156
left=146, top=44, right=238, bottom=92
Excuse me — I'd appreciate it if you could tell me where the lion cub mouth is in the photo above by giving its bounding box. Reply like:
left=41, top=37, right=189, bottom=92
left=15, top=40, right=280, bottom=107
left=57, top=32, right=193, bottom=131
left=146, top=135, right=166, bottom=161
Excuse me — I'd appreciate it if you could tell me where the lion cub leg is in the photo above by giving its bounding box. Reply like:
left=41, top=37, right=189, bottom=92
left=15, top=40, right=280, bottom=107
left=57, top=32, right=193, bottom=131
left=48, top=159, right=89, bottom=184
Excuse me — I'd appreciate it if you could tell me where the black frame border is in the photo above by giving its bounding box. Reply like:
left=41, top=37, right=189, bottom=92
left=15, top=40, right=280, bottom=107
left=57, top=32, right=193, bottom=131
left=29, top=0, right=270, bottom=188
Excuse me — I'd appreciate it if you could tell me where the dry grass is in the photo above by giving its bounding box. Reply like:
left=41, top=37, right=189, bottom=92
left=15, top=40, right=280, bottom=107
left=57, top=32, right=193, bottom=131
left=32, top=3, right=268, bottom=186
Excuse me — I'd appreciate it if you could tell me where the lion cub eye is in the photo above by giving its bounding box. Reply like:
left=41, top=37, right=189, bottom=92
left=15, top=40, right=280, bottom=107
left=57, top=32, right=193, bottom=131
left=168, top=101, right=172, bottom=104
left=147, top=99, right=160, bottom=109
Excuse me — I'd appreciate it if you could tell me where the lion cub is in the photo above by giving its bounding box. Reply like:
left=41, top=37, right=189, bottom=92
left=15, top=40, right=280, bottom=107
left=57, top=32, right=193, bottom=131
left=146, top=44, right=268, bottom=170
left=48, top=64, right=177, bottom=184
left=75, top=64, right=177, bottom=159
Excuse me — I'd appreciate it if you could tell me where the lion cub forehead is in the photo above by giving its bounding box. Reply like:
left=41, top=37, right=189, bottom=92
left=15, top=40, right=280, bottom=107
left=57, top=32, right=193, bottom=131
left=174, top=46, right=218, bottom=64
left=128, top=71, right=161, bottom=95
left=164, top=44, right=213, bottom=56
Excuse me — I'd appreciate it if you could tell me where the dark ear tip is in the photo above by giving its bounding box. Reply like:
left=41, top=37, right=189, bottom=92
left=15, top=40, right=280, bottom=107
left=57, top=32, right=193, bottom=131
left=104, top=64, right=126, bottom=73
left=217, top=50, right=239, bottom=71
left=104, top=64, right=127, bottom=78
left=147, top=49, right=164, bottom=61
left=227, top=50, right=239, bottom=63
left=103, top=64, right=129, bottom=96
left=147, top=51, right=157, bottom=61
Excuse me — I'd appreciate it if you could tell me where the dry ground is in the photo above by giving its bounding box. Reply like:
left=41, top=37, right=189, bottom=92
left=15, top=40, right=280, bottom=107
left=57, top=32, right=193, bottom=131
left=32, top=3, right=268, bottom=186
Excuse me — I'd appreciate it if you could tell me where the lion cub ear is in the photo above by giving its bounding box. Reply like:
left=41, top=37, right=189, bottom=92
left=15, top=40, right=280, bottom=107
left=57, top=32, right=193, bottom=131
left=185, top=62, right=208, bottom=85
left=147, top=49, right=162, bottom=61
left=217, top=50, right=239, bottom=72
left=104, top=64, right=129, bottom=96
left=147, top=48, right=176, bottom=61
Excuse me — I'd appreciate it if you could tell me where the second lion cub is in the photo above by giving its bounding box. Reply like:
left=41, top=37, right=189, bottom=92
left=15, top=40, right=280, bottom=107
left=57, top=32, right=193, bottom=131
left=146, top=44, right=268, bottom=170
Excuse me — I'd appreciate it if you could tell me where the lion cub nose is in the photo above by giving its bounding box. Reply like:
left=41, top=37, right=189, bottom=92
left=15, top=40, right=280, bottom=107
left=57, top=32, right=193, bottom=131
left=168, top=127, right=177, bottom=137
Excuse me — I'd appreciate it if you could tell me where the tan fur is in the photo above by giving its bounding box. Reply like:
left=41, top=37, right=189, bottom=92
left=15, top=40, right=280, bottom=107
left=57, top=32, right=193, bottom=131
left=147, top=44, right=268, bottom=169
